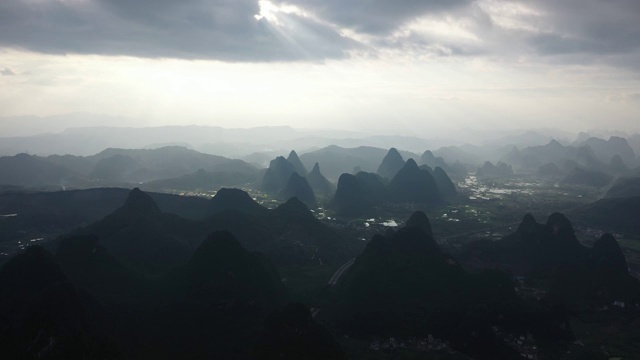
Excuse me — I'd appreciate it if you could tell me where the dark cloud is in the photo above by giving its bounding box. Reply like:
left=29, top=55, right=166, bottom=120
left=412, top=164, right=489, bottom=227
left=0, top=0, right=639, bottom=68
left=0, top=0, right=355, bottom=61
left=1, top=67, right=16, bottom=76
left=521, top=0, right=640, bottom=56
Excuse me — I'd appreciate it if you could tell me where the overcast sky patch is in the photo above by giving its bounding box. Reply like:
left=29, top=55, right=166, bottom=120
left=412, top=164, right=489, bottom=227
left=1, top=67, right=16, bottom=76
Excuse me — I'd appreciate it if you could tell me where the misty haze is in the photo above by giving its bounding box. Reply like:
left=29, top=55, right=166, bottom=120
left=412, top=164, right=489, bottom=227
left=1, top=0, right=640, bottom=359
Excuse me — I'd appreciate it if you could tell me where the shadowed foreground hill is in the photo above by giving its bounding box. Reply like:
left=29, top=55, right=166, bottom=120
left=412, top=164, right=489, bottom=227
left=330, top=211, right=565, bottom=359
left=207, top=197, right=362, bottom=266
left=0, top=187, right=213, bottom=260
left=0, top=246, right=119, bottom=359
left=50, top=188, right=358, bottom=269
left=461, top=212, right=640, bottom=310
left=547, top=233, right=640, bottom=310
left=207, top=187, right=268, bottom=217
left=572, top=196, right=640, bottom=236
left=208, top=197, right=362, bottom=266
left=461, top=213, right=589, bottom=276
left=119, top=231, right=286, bottom=359
left=66, top=188, right=211, bottom=275
left=55, top=234, right=144, bottom=305
left=185, top=230, right=285, bottom=307
left=254, top=303, right=345, bottom=360
left=4, top=231, right=289, bottom=359
left=604, top=176, right=640, bottom=198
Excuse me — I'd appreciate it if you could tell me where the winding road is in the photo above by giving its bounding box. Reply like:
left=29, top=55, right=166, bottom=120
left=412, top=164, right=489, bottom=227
left=328, top=258, right=356, bottom=286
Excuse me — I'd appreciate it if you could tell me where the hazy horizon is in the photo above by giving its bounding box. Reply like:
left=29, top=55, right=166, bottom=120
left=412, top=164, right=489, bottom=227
left=0, top=112, right=635, bottom=141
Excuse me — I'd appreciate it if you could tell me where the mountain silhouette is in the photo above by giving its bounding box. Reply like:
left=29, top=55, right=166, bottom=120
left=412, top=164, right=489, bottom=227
left=604, top=177, right=640, bottom=199
left=432, top=166, right=457, bottom=200
left=278, top=172, right=317, bottom=208
left=306, top=162, right=335, bottom=198
left=592, top=233, right=628, bottom=275
left=55, top=234, right=142, bottom=304
left=97, top=230, right=287, bottom=359
left=420, top=150, right=467, bottom=180
left=299, top=145, right=414, bottom=181
left=205, top=196, right=361, bottom=266
left=330, top=173, right=376, bottom=217
left=0, top=153, right=80, bottom=187
left=476, top=161, right=513, bottom=178
left=143, top=166, right=260, bottom=193
left=388, top=159, right=442, bottom=205
left=266, top=197, right=361, bottom=265
left=500, top=140, right=613, bottom=173
left=420, top=150, right=447, bottom=169
left=609, top=154, right=629, bottom=173
left=461, top=213, right=589, bottom=277
left=376, top=147, right=406, bottom=180
left=355, top=171, right=389, bottom=200
left=68, top=188, right=210, bottom=275
left=261, top=156, right=297, bottom=194
left=578, top=136, right=637, bottom=168
left=208, top=187, right=268, bottom=217
left=287, top=150, right=308, bottom=177
left=89, top=154, right=146, bottom=182
left=405, top=210, right=433, bottom=237
left=548, top=232, right=640, bottom=310
left=186, top=230, right=284, bottom=306
left=253, top=303, right=345, bottom=360
left=562, top=167, right=612, bottom=188
left=0, top=246, right=118, bottom=359
left=537, top=162, right=562, bottom=177
left=334, top=212, right=527, bottom=358
left=0, top=145, right=255, bottom=188
left=121, top=187, right=161, bottom=214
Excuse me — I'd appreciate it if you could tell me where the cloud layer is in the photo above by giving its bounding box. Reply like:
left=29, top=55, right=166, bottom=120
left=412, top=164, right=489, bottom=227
left=1, top=67, right=16, bottom=76
left=0, top=0, right=353, bottom=61
left=1, top=0, right=639, bottom=68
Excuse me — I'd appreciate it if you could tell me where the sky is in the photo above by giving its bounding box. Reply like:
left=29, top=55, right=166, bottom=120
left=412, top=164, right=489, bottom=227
left=1, top=0, right=639, bottom=137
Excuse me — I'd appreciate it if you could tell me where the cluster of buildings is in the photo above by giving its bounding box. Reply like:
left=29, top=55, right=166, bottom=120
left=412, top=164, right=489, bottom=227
left=513, top=276, right=548, bottom=301
left=368, top=335, right=452, bottom=353
left=493, top=328, right=539, bottom=360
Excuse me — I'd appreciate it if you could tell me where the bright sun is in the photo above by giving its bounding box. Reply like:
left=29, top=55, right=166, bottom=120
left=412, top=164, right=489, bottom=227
left=254, top=0, right=281, bottom=24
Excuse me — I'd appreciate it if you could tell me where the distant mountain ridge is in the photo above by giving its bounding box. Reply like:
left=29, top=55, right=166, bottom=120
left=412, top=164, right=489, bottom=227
left=299, top=145, right=418, bottom=181
left=329, top=159, right=456, bottom=216
left=0, top=146, right=257, bottom=189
